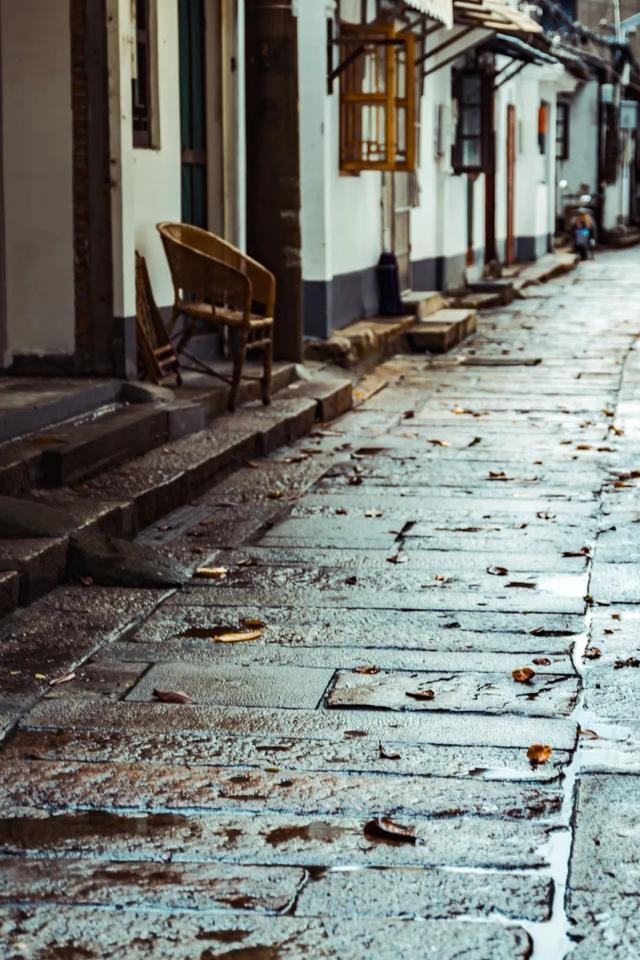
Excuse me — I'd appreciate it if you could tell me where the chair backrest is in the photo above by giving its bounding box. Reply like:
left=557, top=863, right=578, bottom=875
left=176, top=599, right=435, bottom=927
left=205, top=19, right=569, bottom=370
left=157, top=224, right=249, bottom=313
left=157, top=222, right=249, bottom=274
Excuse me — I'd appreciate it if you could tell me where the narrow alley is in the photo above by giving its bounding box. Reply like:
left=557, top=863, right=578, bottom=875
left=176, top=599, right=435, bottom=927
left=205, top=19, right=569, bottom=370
left=1, top=249, right=640, bottom=957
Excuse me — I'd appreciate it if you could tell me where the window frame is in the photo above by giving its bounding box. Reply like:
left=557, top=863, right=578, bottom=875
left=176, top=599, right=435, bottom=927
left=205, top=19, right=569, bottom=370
left=555, top=101, right=570, bottom=161
left=132, top=0, right=159, bottom=149
left=338, top=23, right=417, bottom=174
left=451, top=68, right=489, bottom=175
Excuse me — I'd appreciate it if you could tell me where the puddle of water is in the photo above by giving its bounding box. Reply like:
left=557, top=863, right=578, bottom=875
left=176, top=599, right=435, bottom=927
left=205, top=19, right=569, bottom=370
left=264, top=822, right=347, bottom=846
left=0, top=811, right=190, bottom=849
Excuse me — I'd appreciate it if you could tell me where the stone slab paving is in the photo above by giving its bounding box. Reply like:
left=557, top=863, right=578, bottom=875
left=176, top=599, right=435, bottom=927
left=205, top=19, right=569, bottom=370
left=3, top=248, right=640, bottom=957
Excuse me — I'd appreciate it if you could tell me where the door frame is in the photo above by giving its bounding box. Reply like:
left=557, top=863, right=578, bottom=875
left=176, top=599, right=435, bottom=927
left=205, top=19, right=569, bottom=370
left=505, top=103, right=516, bottom=265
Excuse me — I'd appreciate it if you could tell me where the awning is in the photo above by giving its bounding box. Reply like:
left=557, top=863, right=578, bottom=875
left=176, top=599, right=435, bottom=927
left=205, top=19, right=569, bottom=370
left=484, top=33, right=558, bottom=65
left=454, top=0, right=542, bottom=35
left=408, top=0, right=454, bottom=29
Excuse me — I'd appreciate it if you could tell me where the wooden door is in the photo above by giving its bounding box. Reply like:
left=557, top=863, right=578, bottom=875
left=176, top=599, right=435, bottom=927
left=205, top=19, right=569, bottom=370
left=505, top=104, right=516, bottom=266
left=179, top=0, right=207, bottom=228
left=393, top=172, right=412, bottom=292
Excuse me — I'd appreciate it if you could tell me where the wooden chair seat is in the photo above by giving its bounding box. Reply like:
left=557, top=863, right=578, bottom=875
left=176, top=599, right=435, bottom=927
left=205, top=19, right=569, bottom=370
left=157, top=221, right=275, bottom=411
left=178, top=300, right=274, bottom=329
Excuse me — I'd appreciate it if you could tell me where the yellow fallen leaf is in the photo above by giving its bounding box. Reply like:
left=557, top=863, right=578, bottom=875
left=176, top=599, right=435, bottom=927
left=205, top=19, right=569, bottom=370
left=214, top=629, right=264, bottom=644
left=34, top=673, right=47, bottom=680
left=512, top=667, right=535, bottom=683
left=194, top=567, right=228, bottom=579
left=527, top=743, right=552, bottom=765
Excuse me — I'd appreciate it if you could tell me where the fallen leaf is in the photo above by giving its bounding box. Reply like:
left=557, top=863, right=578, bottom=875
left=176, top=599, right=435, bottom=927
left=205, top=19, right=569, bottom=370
left=506, top=581, right=537, bottom=589
left=527, top=743, right=552, bottom=765
left=152, top=689, right=195, bottom=704
left=378, top=743, right=401, bottom=760
left=512, top=667, right=536, bottom=683
left=435, top=574, right=448, bottom=583
left=364, top=509, right=384, bottom=518
left=562, top=547, right=590, bottom=558
left=345, top=575, right=358, bottom=586
left=536, top=511, right=556, bottom=520
left=240, top=618, right=266, bottom=629
left=348, top=475, right=363, bottom=486
left=268, top=490, right=285, bottom=500
left=532, top=658, right=552, bottom=666
left=468, top=437, right=482, bottom=447
left=237, top=557, right=258, bottom=568
left=214, top=628, right=264, bottom=644
left=615, top=657, right=640, bottom=669
left=576, top=444, right=592, bottom=451
left=489, top=471, right=507, bottom=480
left=612, top=424, right=624, bottom=436
left=194, top=567, right=228, bottom=579
left=386, top=552, right=409, bottom=564
left=579, top=727, right=600, bottom=740
left=335, top=507, right=348, bottom=515
left=602, top=408, right=615, bottom=417
left=34, top=673, right=47, bottom=681
left=584, top=647, right=602, bottom=660
left=245, top=460, right=261, bottom=469
left=406, top=689, right=435, bottom=701
left=363, top=817, right=416, bottom=845
left=80, top=576, right=94, bottom=587
left=49, top=672, right=76, bottom=687
left=487, top=565, right=508, bottom=576
left=354, top=665, right=380, bottom=675
left=402, top=410, right=415, bottom=420
left=612, top=614, right=622, bottom=621
left=597, top=446, right=615, bottom=452
left=427, top=438, right=450, bottom=447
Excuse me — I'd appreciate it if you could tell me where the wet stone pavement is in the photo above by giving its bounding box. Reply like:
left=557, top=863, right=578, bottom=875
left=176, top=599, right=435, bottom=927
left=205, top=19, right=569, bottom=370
left=3, top=249, right=640, bottom=958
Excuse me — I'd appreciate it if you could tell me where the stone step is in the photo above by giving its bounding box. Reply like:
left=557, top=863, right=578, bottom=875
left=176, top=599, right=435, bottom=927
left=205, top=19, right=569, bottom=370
left=0, top=378, right=120, bottom=444
left=405, top=308, right=477, bottom=354
left=0, top=374, right=352, bottom=614
left=304, top=315, right=415, bottom=373
left=451, top=290, right=505, bottom=311
left=401, top=290, right=445, bottom=319
left=466, top=279, right=515, bottom=305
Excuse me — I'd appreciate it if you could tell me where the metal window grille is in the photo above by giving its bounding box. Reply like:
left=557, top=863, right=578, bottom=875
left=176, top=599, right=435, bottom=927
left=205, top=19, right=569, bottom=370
left=132, top=0, right=152, bottom=147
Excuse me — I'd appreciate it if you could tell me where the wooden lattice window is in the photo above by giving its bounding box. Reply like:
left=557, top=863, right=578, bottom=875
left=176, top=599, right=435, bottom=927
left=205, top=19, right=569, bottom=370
left=132, top=0, right=153, bottom=147
left=556, top=101, right=569, bottom=161
left=339, top=24, right=417, bottom=173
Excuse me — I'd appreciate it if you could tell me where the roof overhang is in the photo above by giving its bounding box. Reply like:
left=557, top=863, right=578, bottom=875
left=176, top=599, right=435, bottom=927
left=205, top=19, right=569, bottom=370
left=483, top=32, right=558, bottom=64
left=454, top=0, right=542, bottom=36
left=408, top=0, right=454, bottom=29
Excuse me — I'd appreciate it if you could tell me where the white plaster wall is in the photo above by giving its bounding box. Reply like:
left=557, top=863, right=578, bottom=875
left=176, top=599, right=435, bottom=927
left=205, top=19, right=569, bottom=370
left=132, top=0, right=182, bottom=308
left=557, top=81, right=599, bottom=204
left=1, top=0, right=75, bottom=357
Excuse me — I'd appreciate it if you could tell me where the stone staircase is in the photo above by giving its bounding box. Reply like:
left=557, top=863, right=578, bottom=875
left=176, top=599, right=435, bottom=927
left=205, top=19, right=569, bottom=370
left=0, top=366, right=352, bottom=615
left=402, top=291, right=476, bottom=354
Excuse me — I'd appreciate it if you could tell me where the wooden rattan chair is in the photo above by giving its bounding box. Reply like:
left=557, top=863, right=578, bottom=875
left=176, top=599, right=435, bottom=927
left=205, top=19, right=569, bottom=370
left=157, top=222, right=275, bottom=412
left=135, top=252, right=181, bottom=387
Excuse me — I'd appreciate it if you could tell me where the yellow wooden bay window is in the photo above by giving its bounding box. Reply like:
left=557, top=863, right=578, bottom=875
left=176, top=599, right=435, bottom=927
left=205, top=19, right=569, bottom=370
left=338, top=24, right=417, bottom=173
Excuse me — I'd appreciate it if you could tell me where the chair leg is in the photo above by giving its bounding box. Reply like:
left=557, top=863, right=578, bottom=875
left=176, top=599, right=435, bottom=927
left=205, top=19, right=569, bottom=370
left=229, top=329, right=248, bottom=412
left=262, top=335, right=273, bottom=405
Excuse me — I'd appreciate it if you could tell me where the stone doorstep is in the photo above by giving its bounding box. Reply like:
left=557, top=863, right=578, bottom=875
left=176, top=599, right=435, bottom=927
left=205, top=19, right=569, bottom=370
left=405, top=308, right=477, bottom=354
left=0, top=374, right=353, bottom=614
left=401, top=291, right=445, bottom=319
left=304, top=315, right=416, bottom=374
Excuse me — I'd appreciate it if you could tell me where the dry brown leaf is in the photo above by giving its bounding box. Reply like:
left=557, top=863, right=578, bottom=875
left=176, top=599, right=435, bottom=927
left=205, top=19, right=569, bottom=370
left=240, top=618, right=266, bottom=629
left=364, top=509, right=384, bottom=518
left=584, top=647, right=602, bottom=660
left=348, top=475, right=364, bottom=486
left=49, top=672, right=76, bottom=687
left=214, top=628, right=264, bottom=644
left=194, top=567, right=228, bottom=579
left=386, top=552, right=409, bottom=564
left=602, top=408, right=615, bottom=417
left=406, top=689, right=435, bottom=701
left=80, top=576, right=94, bottom=587
left=506, top=581, right=537, bottom=589
left=512, top=667, right=536, bottom=683
left=487, top=565, right=508, bottom=576
left=612, top=424, right=624, bottom=436
left=363, top=817, right=416, bottom=845
left=245, top=460, right=260, bottom=469
left=354, top=665, right=380, bottom=675
left=402, top=410, right=415, bottom=420
left=153, top=689, right=195, bottom=704
left=597, top=446, right=615, bottom=452
left=579, top=727, right=600, bottom=740
left=427, top=438, right=450, bottom=447
left=489, top=471, right=508, bottom=480
left=335, top=507, right=348, bottom=516
left=562, top=547, right=590, bottom=558
left=615, top=657, right=640, bottom=669
left=612, top=613, right=622, bottom=621
left=378, top=743, right=401, bottom=760
left=532, top=657, right=552, bottom=666
left=268, top=490, right=284, bottom=500
left=345, top=575, right=358, bottom=586
left=468, top=437, right=482, bottom=447
left=435, top=574, right=448, bottom=583
left=527, top=743, right=552, bottom=765
left=576, top=444, right=592, bottom=451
